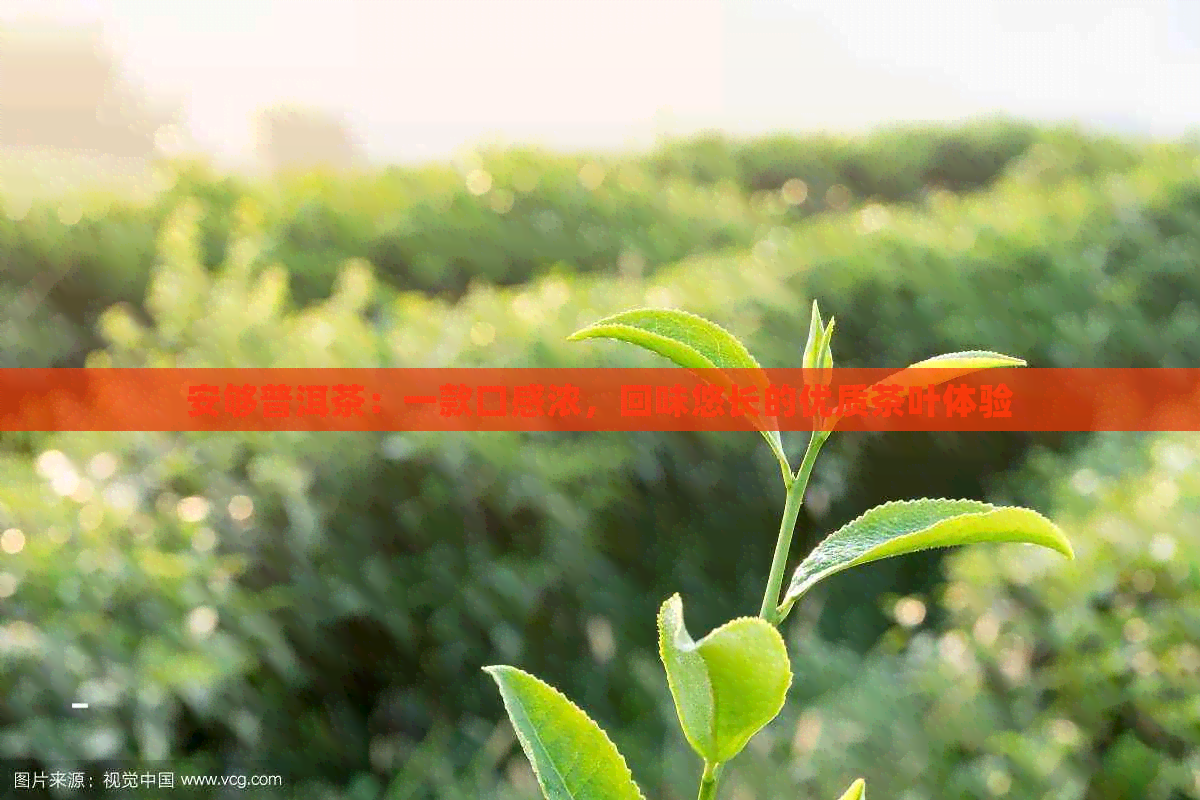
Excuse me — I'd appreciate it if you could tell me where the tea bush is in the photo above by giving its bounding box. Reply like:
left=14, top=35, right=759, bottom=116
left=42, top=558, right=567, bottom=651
left=1, top=131, right=1198, bottom=798
left=1, top=203, right=787, bottom=798
left=646, top=118, right=1141, bottom=202
left=0, top=119, right=1149, bottom=369
left=0, top=146, right=763, bottom=352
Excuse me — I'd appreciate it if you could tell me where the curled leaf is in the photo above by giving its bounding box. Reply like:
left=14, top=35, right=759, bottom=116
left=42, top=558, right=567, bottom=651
left=779, top=499, right=1072, bottom=615
left=658, top=594, right=792, bottom=764
left=485, top=665, right=646, bottom=800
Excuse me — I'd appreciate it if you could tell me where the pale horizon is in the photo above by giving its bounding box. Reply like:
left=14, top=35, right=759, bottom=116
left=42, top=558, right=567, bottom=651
left=2, top=0, right=1198, bottom=167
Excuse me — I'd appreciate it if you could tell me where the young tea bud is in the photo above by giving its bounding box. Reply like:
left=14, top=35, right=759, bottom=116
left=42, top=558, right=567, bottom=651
left=802, top=300, right=834, bottom=388
left=802, top=300, right=824, bottom=376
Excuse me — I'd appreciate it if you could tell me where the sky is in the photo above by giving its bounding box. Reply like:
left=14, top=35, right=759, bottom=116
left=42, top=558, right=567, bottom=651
left=2, top=0, right=1199, bottom=165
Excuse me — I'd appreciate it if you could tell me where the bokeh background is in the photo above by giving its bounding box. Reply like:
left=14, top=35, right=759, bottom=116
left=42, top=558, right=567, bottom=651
left=1, top=1, right=1199, bottom=798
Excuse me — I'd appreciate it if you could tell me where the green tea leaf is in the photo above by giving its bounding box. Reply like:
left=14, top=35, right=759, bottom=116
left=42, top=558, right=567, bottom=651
left=484, top=665, right=646, bottom=800
left=568, top=308, right=788, bottom=475
left=835, top=778, right=866, bottom=800
left=657, top=594, right=792, bottom=764
left=780, top=499, right=1073, bottom=614
left=907, top=350, right=1026, bottom=370
left=568, top=308, right=763, bottom=374
left=867, top=350, right=1026, bottom=397
left=827, top=349, right=1027, bottom=431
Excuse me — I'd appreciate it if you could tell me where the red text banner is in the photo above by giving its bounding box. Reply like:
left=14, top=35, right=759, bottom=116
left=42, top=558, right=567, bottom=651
left=0, top=369, right=1197, bottom=432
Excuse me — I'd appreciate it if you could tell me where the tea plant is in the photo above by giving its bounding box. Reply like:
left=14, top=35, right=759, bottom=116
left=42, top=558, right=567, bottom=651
left=485, top=303, right=1073, bottom=800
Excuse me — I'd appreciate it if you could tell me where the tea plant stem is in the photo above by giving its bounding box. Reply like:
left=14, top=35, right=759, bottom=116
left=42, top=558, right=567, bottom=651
left=758, top=429, right=828, bottom=625
left=697, top=761, right=719, bottom=800
left=705, top=430, right=829, bottom=800
left=778, top=455, right=793, bottom=489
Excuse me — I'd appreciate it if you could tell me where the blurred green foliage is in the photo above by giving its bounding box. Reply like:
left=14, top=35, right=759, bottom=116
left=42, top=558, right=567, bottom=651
left=646, top=118, right=1141, bottom=201
left=0, top=122, right=1198, bottom=799
left=1, top=118, right=1143, bottom=357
